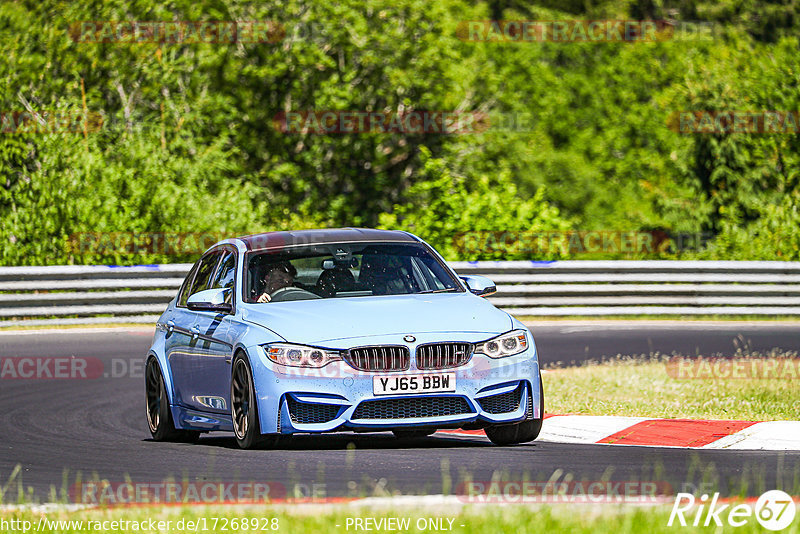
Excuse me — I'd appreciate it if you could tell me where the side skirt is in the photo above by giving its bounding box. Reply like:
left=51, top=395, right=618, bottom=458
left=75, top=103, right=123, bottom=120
left=172, top=405, right=234, bottom=432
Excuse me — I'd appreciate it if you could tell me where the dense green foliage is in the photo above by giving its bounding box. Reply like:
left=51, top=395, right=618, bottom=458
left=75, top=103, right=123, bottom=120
left=0, top=0, right=797, bottom=264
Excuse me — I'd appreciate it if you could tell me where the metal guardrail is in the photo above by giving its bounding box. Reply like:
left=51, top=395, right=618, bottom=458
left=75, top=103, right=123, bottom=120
left=0, top=264, right=188, bottom=326
left=1, top=261, right=799, bottom=326
left=450, top=261, right=800, bottom=317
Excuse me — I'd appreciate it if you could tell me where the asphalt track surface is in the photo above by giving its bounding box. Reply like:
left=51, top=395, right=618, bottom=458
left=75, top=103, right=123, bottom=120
left=0, top=323, right=798, bottom=502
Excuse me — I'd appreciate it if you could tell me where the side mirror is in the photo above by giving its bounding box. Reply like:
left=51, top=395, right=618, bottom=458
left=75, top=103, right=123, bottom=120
left=187, top=288, right=232, bottom=313
left=459, top=275, right=497, bottom=297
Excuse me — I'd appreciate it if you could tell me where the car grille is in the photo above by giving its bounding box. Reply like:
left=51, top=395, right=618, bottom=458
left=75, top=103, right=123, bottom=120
left=352, top=396, right=472, bottom=420
left=286, top=396, right=341, bottom=425
left=416, top=342, right=473, bottom=370
left=345, top=346, right=410, bottom=372
left=478, top=384, right=523, bottom=414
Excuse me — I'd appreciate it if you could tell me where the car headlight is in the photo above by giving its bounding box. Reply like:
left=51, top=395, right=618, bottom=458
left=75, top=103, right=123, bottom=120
left=474, top=330, right=529, bottom=358
left=261, top=343, right=342, bottom=368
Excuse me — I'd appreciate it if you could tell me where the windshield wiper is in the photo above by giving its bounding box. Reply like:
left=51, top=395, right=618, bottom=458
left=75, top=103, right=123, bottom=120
left=417, top=288, right=459, bottom=294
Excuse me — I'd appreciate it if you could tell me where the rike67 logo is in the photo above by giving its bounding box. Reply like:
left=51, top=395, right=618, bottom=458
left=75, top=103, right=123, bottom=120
left=668, top=490, right=796, bottom=531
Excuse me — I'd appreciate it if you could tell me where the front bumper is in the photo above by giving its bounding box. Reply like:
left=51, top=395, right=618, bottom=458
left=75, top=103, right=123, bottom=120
left=251, top=341, right=541, bottom=435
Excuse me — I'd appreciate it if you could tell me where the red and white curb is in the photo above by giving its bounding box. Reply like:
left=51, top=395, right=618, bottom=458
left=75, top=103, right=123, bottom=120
left=438, top=416, right=800, bottom=450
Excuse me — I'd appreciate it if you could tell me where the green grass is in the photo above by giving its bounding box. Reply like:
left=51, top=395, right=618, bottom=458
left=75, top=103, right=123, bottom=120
left=520, top=315, right=800, bottom=322
left=545, top=352, right=800, bottom=420
left=2, top=502, right=798, bottom=534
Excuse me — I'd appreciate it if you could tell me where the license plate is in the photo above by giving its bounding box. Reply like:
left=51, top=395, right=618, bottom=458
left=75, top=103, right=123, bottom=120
left=373, top=373, right=456, bottom=396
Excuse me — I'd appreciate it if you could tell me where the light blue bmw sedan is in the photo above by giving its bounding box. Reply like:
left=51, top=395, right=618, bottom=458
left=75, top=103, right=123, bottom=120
left=145, top=228, right=543, bottom=448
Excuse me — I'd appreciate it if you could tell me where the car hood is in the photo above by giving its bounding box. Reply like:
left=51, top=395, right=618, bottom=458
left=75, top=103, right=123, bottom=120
left=240, top=292, right=512, bottom=345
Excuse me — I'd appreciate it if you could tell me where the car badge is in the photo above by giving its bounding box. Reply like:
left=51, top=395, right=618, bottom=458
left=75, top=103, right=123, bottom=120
left=403, top=335, right=416, bottom=343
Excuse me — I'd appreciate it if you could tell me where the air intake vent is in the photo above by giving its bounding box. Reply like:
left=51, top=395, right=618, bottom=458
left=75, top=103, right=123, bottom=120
left=286, top=396, right=341, bottom=424
left=352, top=396, right=472, bottom=420
left=478, top=384, right=523, bottom=414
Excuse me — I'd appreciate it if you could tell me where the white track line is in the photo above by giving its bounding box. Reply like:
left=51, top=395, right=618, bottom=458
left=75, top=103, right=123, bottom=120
left=704, top=421, right=800, bottom=450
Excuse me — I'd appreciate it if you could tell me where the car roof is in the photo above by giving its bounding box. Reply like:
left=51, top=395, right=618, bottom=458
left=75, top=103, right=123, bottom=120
left=234, top=228, right=419, bottom=252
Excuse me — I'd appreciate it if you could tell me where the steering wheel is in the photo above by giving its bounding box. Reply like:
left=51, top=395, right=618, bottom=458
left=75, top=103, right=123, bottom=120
left=269, top=286, right=319, bottom=302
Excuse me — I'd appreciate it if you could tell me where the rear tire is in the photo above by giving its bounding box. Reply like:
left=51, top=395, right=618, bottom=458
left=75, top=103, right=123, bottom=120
left=485, top=377, right=544, bottom=446
left=145, top=358, right=200, bottom=443
left=231, top=354, right=280, bottom=449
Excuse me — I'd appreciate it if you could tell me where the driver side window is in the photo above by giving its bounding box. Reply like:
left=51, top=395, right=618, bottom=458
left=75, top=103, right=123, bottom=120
left=177, top=262, right=200, bottom=308
left=185, top=252, right=221, bottom=302
left=209, top=250, right=236, bottom=304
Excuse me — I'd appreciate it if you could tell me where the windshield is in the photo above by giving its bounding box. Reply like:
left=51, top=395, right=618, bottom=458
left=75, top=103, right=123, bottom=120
left=244, top=242, right=462, bottom=303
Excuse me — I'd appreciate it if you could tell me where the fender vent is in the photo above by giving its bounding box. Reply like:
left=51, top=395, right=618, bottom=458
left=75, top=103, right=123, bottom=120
left=527, top=385, right=534, bottom=419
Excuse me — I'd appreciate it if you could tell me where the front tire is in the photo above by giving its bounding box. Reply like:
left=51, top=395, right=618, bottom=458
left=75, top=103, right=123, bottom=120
left=231, top=354, right=279, bottom=449
left=145, top=358, right=200, bottom=443
left=485, top=377, right=544, bottom=446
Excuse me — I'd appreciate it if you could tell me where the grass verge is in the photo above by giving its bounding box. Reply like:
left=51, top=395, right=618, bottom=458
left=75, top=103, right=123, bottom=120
left=520, top=315, right=800, bottom=322
left=544, top=352, right=800, bottom=420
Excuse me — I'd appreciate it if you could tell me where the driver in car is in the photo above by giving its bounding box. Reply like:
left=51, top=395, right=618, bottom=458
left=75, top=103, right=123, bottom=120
left=256, top=261, right=297, bottom=303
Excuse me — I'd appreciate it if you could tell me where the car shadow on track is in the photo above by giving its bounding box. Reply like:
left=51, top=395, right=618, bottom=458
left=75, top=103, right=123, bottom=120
left=144, top=432, right=495, bottom=451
